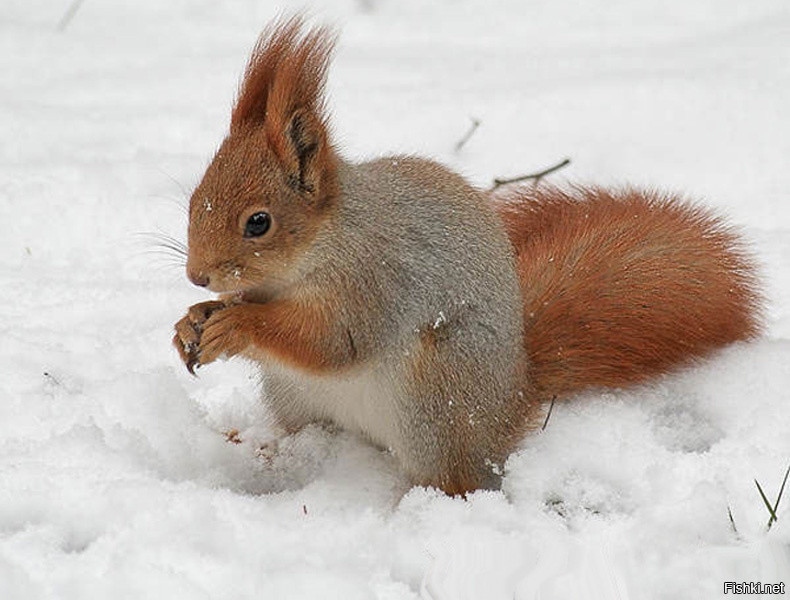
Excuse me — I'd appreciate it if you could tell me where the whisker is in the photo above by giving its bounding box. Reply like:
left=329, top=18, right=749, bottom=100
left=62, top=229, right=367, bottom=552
left=139, top=230, right=187, bottom=247
left=138, top=248, right=188, bottom=262
left=147, top=243, right=187, bottom=258
left=135, top=254, right=187, bottom=270
left=135, top=232, right=188, bottom=257
left=148, top=263, right=189, bottom=282
left=160, top=243, right=188, bottom=257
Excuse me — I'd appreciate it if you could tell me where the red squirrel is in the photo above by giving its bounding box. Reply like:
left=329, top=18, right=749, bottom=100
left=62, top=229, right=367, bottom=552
left=172, top=17, right=762, bottom=495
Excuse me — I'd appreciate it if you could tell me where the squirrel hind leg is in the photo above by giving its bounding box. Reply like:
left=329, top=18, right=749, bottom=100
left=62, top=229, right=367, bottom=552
left=398, top=330, right=534, bottom=496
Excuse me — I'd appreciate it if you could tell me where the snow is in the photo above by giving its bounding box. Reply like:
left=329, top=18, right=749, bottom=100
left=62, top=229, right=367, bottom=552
left=2, top=0, right=790, bottom=598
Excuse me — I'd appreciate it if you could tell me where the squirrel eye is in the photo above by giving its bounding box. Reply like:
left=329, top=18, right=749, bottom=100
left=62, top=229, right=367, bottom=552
left=244, top=212, right=271, bottom=238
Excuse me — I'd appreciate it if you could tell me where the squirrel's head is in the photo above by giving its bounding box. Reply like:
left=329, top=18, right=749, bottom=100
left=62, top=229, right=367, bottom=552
left=186, top=17, right=337, bottom=297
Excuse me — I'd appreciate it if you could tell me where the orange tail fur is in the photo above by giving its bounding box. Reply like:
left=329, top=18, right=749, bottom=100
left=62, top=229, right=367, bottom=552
left=492, top=185, right=763, bottom=397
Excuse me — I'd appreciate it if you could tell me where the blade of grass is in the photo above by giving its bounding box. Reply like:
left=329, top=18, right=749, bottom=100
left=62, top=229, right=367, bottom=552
left=755, top=478, right=779, bottom=529
left=727, top=505, right=738, bottom=535
left=770, top=464, right=790, bottom=521
left=57, top=0, right=85, bottom=32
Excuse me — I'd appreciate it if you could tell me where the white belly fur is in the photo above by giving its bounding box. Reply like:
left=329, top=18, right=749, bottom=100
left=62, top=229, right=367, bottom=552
left=264, top=360, right=403, bottom=451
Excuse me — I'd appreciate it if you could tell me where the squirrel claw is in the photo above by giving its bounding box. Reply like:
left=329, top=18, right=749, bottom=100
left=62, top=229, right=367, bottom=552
left=185, top=341, right=200, bottom=375
left=186, top=357, right=199, bottom=376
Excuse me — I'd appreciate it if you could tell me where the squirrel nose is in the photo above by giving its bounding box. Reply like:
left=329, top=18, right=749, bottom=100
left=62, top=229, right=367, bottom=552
left=188, top=269, right=210, bottom=288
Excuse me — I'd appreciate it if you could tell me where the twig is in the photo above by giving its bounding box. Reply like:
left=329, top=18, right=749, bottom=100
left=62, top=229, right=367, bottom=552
left=491, top=158, right=571, bottom=190
left=453, top=118, right=480, bottom=153
left=57, top=0, right=85, bottom=32
left=541, top=395, right=557, bottom=431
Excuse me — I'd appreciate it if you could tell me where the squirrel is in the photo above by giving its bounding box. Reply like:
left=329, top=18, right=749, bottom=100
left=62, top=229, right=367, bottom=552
left=172, top=17, right=762, bottom=496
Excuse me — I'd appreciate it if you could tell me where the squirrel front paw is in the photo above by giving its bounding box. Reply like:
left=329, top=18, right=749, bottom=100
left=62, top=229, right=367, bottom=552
left=196, top=304, right=256, bottom=366
left=173, top=300, right=227, bottom=374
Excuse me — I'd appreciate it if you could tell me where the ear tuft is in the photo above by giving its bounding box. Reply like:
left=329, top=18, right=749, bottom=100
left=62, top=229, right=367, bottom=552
left=231, top=15, right=338, bottom=199
left=231, top=16, right=336, bottom=129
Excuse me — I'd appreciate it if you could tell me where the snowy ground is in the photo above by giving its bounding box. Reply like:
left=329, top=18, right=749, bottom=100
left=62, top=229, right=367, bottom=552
left=2, top=0, right=790, bottom=598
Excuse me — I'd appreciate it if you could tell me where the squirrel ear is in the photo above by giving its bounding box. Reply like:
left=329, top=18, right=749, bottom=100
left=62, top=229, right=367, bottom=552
left=286, top=110, right=323, bottom=194
left=284, top=109, right=324, bottom=196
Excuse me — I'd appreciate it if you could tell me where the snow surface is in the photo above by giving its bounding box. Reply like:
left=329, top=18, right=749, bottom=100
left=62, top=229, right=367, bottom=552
left=2, top=1, right=790, bottom=598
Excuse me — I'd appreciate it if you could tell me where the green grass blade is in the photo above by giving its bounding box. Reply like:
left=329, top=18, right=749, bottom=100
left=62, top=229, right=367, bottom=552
left=754, top=478, right=778, bottom=529
left=771, top=463, right=790, bottom=517
left=727, top=505, right=738, bottom=535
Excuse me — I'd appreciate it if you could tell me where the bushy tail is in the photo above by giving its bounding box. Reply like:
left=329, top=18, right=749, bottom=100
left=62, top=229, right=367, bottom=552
left=492, top=184, right=763, bottom=397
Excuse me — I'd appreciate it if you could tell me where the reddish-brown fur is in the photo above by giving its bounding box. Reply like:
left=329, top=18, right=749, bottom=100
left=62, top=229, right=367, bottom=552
left=199, top=297, right=352, bottom=372
left=492, top=185, right=762, bottom=397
